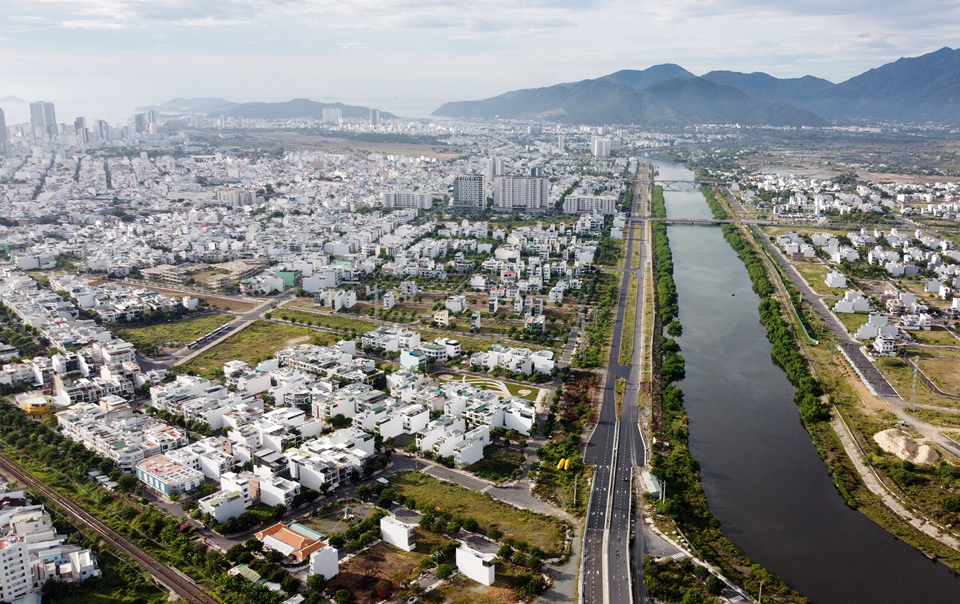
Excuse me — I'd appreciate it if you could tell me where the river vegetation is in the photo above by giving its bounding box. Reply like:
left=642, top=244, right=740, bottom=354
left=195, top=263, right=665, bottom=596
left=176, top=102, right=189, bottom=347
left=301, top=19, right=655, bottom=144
left=651, top=186, right=679, bottom=324
left=646, top=204, right=807, bottom=603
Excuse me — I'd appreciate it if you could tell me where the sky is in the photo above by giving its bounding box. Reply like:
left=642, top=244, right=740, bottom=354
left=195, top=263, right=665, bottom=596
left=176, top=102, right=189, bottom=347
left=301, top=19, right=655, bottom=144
left=1, top=0, right=958, bottom=123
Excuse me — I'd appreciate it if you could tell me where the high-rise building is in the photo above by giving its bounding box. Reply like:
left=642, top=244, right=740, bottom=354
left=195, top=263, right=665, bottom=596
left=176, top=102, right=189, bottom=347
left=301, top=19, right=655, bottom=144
left=591, top=136, right=611, bottom=157
left=147, top=110, right=159, bottom=124
left=96, top=120, right=110, bottom=141
left=492, top=175, right=550, bottom=212
left=0, top=536, right=30, bottom=602
left=134, top=114, right=148, bottom=133
left=557, top=134, right=564, bottom=151
left=370, top=109, right=381, bottom=127
left=29, top=101, right=57, bottom=138
left=486, top=157, right=505, bottom=182
left=323, top=108, right=342, bottom=124
left=74, top=117, right=88, bottom=143
left=0, top=108, right=7, bottom=150
left=452, top=175, right=485, bottom=209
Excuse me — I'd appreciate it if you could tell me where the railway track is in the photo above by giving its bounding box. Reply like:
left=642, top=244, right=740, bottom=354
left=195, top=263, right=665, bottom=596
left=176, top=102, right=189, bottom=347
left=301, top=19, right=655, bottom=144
left=0, top=454, right=219, bottom=604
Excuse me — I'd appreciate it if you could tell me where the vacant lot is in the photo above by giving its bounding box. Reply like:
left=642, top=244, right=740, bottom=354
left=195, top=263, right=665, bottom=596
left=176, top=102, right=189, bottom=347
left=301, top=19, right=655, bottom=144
left=275, top=307, right=377, bottom=333
left=326, top=529, right=458, bottom=604
left=793, top=263, right=847, bottom=297
left=420, top=572, right=522, bottom=604
left=177, top=320, right=333, bottom=378
left=834, top=311, right=870, bottom=336
left=919, top=357, right=960, bottom=396
left=389, top=472, right=566, bottom=555
left=117, top=313, right=233, bottom=353
left=911, top=327, right=960, bottom=347
left=466, top=445, right=525, bottom=484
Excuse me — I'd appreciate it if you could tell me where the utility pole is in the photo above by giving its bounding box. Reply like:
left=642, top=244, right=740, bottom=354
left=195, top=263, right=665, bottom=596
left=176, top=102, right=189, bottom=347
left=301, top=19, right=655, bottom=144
left=758, top=580, right=764, bottom=604
left=911, top=355, right=919, bottom=413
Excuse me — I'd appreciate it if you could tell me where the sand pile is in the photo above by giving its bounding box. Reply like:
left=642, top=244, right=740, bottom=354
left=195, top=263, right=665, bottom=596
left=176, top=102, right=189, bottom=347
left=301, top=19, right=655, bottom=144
left=873, top=429, right=940, bottom=465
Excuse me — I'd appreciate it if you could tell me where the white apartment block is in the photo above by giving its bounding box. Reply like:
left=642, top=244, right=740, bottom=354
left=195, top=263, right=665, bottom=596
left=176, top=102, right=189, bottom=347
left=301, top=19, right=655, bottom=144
left=492, top=176, right=550, bottom=212
left=563, top=195, right=617, bottom=215
left=381, top=191, right=434, bottom=209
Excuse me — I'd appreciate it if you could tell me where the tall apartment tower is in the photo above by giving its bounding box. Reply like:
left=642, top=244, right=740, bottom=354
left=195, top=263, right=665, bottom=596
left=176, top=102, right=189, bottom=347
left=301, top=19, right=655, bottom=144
left=74, top=117, right=88, bottom=143
left=370, top=109, right=381, bottom=127
left=557, top=134, right=564, bottom=151
left=0, top=108, right=7, bottom=152
left=323, top=108, right=342, bottom=123
left=452, top=175, right=485, bottom=209
left=30, top=101, right=57, bottom=138
left=485, top=157, right=505, bottom=182
left=492, top=175, right=550, bottom=212
left=0, top=536, right=30, bottom=602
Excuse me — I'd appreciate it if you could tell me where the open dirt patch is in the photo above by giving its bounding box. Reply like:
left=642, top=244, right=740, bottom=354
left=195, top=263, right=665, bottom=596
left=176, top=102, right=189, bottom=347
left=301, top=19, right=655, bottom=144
left=285, top=335, right=312, bottom=346
left=874, top=429, right=940, bottom=465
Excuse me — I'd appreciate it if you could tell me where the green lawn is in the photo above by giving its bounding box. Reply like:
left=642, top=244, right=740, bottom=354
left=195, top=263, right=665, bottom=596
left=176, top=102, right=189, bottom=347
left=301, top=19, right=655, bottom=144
left=618, top=273, right=638, bottom=365
left=793, top=263, right=847, bottom=297
left=178, top=320, right=334, bottom=378
left=910, top=327, right=960, bottom=347
left=389, top=471, right=566, bottom=555
left=834, top=311, right=870, bottom=336
left=116, top=313, right=233, bottom=353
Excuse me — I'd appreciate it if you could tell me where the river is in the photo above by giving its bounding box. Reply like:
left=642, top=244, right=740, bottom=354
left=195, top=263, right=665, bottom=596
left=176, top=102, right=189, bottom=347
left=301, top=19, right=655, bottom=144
left=655, top=159, right=960, bottom=603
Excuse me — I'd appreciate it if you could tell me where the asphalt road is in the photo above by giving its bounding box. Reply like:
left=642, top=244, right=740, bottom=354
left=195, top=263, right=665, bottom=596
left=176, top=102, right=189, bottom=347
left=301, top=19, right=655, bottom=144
left=752, top=225, right=960, bottom=460
left=582, top=163, right=649, bottom=604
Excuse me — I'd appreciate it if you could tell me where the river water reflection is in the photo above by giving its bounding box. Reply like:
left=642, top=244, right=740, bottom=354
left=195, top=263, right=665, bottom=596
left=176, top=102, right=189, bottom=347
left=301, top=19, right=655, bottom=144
left=655, top=159, right=960, bottom=603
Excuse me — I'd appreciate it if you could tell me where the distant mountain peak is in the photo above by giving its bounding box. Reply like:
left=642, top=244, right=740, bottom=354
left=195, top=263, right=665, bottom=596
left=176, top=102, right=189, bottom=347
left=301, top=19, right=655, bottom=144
left=0, top=96, right=27, bottom=104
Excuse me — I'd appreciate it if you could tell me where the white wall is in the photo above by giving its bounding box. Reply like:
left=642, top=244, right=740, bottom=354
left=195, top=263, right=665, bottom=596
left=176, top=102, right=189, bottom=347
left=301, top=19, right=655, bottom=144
left=456, top=546, right=495, bottom=586
left=309, top=545, right=340, bottom=579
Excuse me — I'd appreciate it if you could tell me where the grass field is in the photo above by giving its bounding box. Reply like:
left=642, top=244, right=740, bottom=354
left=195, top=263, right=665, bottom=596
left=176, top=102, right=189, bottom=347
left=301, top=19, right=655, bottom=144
left=389, top=472, right=566, bottom=555
left=919, top=357, right=960, bottom=396
left=876, top=357, right=960, bottom=409
left=834, top=311, right=870, bottom=336
left=117, top=313, right=233, bottom=352
left=275, top=307, right=377, bottom=332
left=793, top=263, right=847, bottom=297
left=618, top=273, right=638, bottom=365
left=910, top=327, right=960, bottom=347
left=466, top=445, right=525, bottom=484
left=178, top=320, right=333, bottom=378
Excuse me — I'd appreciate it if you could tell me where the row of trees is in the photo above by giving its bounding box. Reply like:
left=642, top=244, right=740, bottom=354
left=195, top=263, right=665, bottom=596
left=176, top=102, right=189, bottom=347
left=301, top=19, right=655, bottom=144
left=721, top=226, right=829, bottom=424
left=651, top=187, right=679, bottom=324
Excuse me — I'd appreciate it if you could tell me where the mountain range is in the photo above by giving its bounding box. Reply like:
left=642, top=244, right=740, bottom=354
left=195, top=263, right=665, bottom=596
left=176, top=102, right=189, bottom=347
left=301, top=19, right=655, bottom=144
left=432, top=47, right=960, bottom=127
left=137, top=98, right=393, bottom=121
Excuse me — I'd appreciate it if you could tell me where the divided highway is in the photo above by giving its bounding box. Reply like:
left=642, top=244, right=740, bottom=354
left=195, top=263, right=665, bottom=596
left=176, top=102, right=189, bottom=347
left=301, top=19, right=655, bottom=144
left=581, top=163, right=650, bottom=604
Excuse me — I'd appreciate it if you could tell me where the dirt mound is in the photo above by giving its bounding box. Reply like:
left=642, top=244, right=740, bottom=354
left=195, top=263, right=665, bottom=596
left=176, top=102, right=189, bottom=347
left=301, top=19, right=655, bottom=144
left=873, top=429, right=940, bottom=465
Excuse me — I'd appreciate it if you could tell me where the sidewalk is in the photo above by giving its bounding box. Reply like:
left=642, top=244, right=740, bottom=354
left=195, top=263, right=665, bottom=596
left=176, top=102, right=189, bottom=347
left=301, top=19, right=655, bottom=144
left=831, top=412, right=960, bottom=550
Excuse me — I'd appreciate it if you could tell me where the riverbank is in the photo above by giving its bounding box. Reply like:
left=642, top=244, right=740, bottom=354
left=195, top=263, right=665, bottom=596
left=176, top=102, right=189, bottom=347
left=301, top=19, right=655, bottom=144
left=709, top=201, right=960, bottom=570
left=644, top=186, right=806, bottom=603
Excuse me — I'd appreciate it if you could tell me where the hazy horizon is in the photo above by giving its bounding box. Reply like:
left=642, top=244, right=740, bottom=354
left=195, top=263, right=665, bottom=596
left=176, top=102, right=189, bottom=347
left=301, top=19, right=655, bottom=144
left=3, top=0, right=960, bottom=125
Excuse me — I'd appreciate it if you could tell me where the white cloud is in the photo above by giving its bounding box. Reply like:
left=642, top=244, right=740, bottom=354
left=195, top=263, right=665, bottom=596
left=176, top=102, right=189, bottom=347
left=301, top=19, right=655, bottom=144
left=59, top=19, right=124, bottom=29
